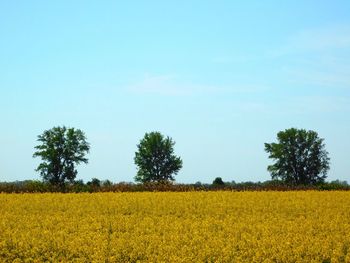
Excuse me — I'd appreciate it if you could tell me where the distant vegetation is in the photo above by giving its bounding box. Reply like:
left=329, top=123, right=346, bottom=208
left=0, top=179, right=348, bottom=193
left=0, top=126, right=345, bottom=193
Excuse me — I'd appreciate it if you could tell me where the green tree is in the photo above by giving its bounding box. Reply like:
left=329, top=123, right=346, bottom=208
left=212, top=177, right=225, bottom=186
left=33, top=126, right=90, bottom=189
left=134, top=132, right=183, bottom=183
left=87, top=178, right=101, bottom=187
left=264, top=128, right=330, bottom=185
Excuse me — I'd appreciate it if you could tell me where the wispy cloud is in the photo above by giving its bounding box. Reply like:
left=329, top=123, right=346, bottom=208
left=272, top=24, right=350, bottom=56
left=235, top=95, right=350, bottom=117
left=126, top=74, right=201, bottom=95
left=126, top=74, right=269, bottom=96
left=211, top=54, right=258, bottom=64
left=268, top=24, right=350, bottom=89
left=292, top=95, right=350, bottom=113
left=126, top=74, right=218, bottom=95
left=286, top=65, right=350, bottom=88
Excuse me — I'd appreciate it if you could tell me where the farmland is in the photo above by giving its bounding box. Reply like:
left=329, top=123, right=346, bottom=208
left=1, top=192, right=350, bottom=262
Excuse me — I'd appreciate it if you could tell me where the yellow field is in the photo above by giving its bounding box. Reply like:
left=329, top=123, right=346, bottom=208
left=0, top=192, right=349, bottom=262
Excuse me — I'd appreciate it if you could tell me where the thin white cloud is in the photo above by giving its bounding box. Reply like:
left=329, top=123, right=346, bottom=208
left=235, top=95, right=350, bottom=117
left=272, top=24, right=350, bottom=56
left=208, top=53, right=263, bottom=65
left=286, top=66, right=350, bottom=88
left=211, top=56, right=233, bottom=64
left=236, top=101, right=271, bottom=113
left=281, top=53, right=350, bottom=88
left=268, top=24, right=350, bottom=89
left=289, top=95, right=350, bottom=114
left=127, top=74, right=193, bottom=95
left=211, top=54, right=258, bottom=64
left=126, top=74, right=269, bottom=96
left=293, top=25, right=350, bottom=51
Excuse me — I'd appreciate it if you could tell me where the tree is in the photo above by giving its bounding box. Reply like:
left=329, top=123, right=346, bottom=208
left=102, top=179, right=113, bottom=187
left=33, top=126, right=90, bottom=189
left=212, top=177, right=225, bottom=186
left=264, top=128, right=330, bottom=185
left=87, top=178, right=101, bottom=188
left=134, top=132, right=183, bottom=183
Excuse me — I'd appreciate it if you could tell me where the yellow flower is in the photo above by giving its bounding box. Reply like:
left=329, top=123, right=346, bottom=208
left=0, top=191, right=349, bottom=262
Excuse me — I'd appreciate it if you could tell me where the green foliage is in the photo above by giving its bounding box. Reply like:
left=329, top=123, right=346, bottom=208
left=330, top=179, right=349, bottom=186
left=134, top=132, right=183, bottom=183
left=319, top=180, right=349, bottom=190
left=265, top=128, right=330, bottom=185
left=33, top=126, right=90, bottom=190
left=0, top=179, right=349, bottom=193
left=102, top=179, right=113, bottom=187
left=87, top=178, right=101, bottom=192
left=87, top=178, right=101, bottom=187
left=212, top=177, right=225, bottom=186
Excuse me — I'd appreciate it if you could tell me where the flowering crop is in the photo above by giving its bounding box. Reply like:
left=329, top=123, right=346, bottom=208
left=0, top=192, right=350, bottom=262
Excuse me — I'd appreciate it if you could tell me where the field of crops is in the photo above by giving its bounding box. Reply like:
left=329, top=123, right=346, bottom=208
left=1, top=192, right=350, bottom=262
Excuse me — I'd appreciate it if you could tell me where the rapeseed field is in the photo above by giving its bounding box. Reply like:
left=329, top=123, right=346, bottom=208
left=0, top=192, right=349, bottom=262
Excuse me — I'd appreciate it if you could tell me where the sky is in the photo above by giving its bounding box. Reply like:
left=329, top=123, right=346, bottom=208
left=1, top=1, right=350, bottom=184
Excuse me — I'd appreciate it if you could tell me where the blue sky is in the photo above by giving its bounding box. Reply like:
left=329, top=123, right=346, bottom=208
left=1, top=1, right=350, bottom=183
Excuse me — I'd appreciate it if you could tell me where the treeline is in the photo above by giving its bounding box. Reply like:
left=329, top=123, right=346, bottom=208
left=1, top=126, right=343, bottom=193
left=0, top=179, right=349, bottom=193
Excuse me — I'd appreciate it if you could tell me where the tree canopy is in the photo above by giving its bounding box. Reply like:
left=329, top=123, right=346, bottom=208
left=33, top=126, right=90, bottom=189
left=212, top=177, right=225, bottom=186
left=264, top=128, right=330, bottom=185
left=134, top=132, right=183, bottom=183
